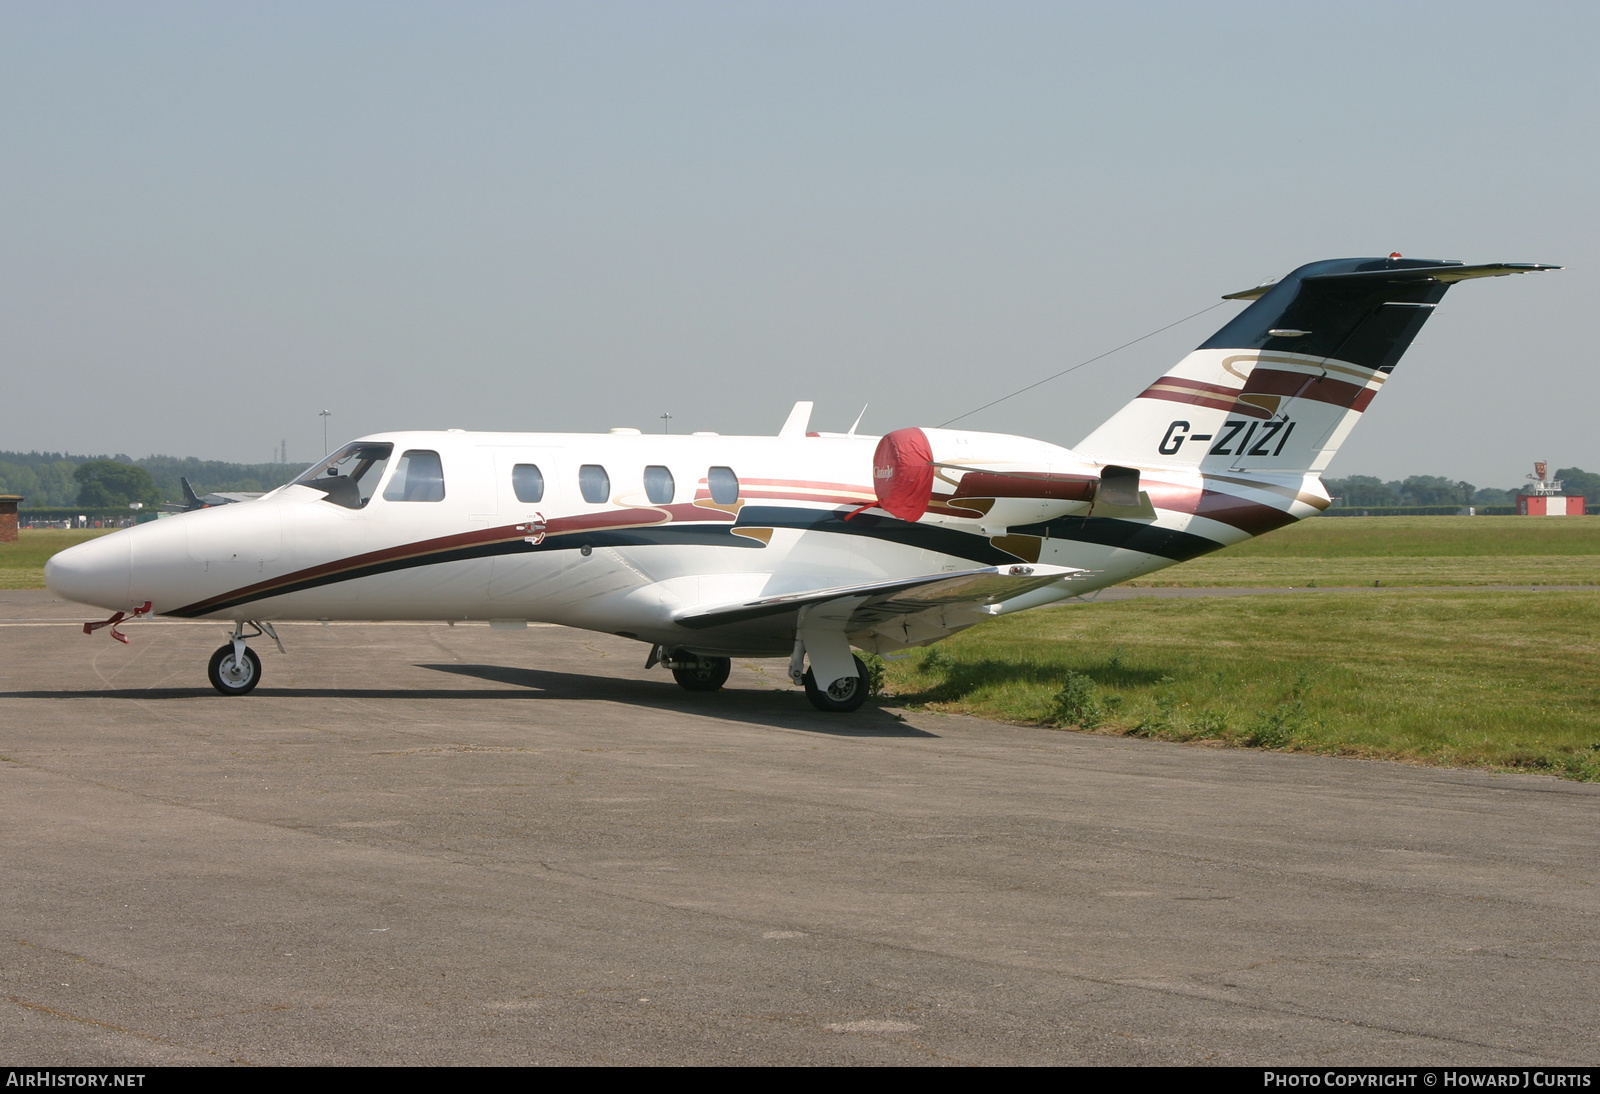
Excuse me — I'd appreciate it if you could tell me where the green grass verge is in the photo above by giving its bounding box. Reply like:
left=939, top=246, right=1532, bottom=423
left=1128, top=515, right=1600, bottom=586
left=1222, top=515, right=1600, bottom=557
left=1128, top=554, right=1599, bottom=587
left=0, top=529, right=112, bottom=589
left=883, top=589, right=1600, bottom=780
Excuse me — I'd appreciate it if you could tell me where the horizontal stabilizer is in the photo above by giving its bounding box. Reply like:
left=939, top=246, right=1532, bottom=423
left=1224, top=261, right=1560, bottom=300
left=674, top=564, right=1084, bottom=631
left=1304, top=261, right=1562, bottom=286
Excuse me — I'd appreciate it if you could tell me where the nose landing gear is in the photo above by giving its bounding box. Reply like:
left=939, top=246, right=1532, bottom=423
left=207, top=621, right=284, bottom=696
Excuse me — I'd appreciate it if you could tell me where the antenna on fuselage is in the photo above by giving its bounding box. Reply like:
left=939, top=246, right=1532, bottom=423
left=847, top=405, right=868, bottom=436
left=778, top=401, right=813, bottom=439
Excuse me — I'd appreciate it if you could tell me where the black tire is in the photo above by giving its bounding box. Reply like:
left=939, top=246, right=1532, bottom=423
left=803, top=654, right=870, bottom=713
left=672, top=655, right=731, bottom=692
left=208, top=644, right=262, bottom=696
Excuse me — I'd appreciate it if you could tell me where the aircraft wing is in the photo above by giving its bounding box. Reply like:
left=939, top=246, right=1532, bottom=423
left=673, top=563, right=1085, bottom=632
left=175, top=477, right=266, bottom=510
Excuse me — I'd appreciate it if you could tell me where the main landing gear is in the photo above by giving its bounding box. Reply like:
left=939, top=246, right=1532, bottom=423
left=650, top=647, right=732, bottom=692
left=801, top=654, right=871, bottom=714
left=207, top=621, right=284, bottom=696
left=646, top=644, right=872, bottom=713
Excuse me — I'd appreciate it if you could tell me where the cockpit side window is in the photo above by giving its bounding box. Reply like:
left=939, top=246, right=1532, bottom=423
left=294, top=443, right=393, bottom=510
left=383, top=450, right=447, bottom=502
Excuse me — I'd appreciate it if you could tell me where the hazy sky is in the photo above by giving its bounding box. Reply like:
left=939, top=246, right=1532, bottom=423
left=2, top=1, right=1593, bottom=485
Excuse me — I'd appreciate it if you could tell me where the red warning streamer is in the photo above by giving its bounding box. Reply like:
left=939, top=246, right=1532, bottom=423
left=84, top=601, right=152, bottom=644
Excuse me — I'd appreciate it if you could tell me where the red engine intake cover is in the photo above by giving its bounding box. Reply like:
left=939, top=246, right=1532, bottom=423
left=872, top=427, right=934, bottom=522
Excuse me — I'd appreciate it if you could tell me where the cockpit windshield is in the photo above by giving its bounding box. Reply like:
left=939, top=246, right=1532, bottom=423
left=293, top=443, right=394, bottom=510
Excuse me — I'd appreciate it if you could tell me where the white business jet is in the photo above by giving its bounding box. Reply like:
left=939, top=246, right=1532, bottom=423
left=47, top=256, right=1557, bottom=710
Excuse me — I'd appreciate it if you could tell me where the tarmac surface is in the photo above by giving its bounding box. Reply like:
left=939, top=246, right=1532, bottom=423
left=2, top=588, right=1597, bottom=1066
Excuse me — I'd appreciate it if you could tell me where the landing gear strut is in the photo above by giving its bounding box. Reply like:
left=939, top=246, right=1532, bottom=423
left=207, top=621, right=283, bottom=696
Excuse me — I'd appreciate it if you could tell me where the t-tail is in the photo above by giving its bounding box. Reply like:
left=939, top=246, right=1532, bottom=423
left=1075, top=257, right=1560, bottom=477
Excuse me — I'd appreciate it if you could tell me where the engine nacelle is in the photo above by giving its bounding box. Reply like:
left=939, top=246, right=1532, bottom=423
left=872, top=426, right=1140, bottom=528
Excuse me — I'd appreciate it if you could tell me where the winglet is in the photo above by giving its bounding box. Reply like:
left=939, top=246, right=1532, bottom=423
left=778, top=401, right=814, bottom=439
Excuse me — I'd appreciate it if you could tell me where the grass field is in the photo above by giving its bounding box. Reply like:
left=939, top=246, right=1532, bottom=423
left=0, top=529, right=110, bottom=589
left=1129, top=515, right=1600, bottom=586
left=881, top=589, right=1600, bottom=781
left=1212, top=514, right=1600, bottom=556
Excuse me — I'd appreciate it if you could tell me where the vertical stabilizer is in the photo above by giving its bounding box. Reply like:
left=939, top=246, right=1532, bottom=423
left=1076, top=257, right=1558, bottom=474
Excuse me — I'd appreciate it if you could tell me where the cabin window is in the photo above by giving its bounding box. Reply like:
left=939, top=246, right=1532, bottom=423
left=578, top=464, right=610, bottom=504
left=511, top=464, right=545, bottom=503
left=383, top=450, right=447, bottom=502
left=644, top=465, right=675, bottom=505
left=294, top=442, right=393, bottom=510
left=708, top=466, right=740, bottom=505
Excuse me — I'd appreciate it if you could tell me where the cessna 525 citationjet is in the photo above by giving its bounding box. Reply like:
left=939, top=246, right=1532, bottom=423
left=46, top=256, right=1557, bottom=710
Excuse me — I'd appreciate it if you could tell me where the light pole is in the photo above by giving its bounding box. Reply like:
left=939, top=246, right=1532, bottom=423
left=319, top=410, right=331, bottom=457
left=660, top=412, right=672, bottom=434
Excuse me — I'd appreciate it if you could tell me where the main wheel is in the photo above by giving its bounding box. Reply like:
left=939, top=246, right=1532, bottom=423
left=671, top=654, right=731, bottom=692
left=802, top=654, right=870, bottom=713
left=208, top=644, right=262, bottom=696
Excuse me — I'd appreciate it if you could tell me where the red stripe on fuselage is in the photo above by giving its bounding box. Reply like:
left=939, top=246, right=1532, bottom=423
left=1141, top=481, right=1299, bottom=537
left=169, top=522, right=536, bottom=617
left=547, top=507, right=672, bottom=533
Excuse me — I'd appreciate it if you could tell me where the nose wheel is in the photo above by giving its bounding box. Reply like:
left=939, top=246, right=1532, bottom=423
left=208, top=644, right=262, bottom=695
left=205, top=621, right=282, bottom=696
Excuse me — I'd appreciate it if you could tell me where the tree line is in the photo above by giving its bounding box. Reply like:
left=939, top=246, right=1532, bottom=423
left=0, top=451, right=297, bottom=508
left=0, top=450, right=1595, bottom=511
left=1323, top=470, right=1600, bottom=509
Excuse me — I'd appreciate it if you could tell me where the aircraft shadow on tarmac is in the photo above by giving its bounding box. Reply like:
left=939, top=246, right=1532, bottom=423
left=417, top=661, right=935, bottom=737
left=0, top=663, right=934, bottom=737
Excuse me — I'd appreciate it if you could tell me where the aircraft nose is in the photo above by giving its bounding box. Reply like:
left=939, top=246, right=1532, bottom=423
left=44, top=532, right=133, bottom=611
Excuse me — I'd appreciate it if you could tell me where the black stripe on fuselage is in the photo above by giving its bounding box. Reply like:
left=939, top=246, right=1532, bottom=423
left=169, top=507, right=1223, bottom=618
left=1008, top=515, right=1223, bottom=562
left=167, top=525, right=766, bottom=617
left=734, top=505, right=1022, bottom=565
left=747, top=504, right=1226, bottom=564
